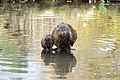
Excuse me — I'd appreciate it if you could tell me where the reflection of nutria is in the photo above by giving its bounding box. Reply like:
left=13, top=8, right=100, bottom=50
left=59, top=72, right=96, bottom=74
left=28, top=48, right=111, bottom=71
left=54, top=51, right=77, bottom=79
left=41, top=50, right=77, bottom=79
left=52, top=22, right=77, bottom=51
left=41, top=34, right=53, bottom=50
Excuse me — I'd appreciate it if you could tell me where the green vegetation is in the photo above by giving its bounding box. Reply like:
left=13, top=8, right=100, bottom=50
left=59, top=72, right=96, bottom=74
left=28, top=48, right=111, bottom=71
left=98, top=1, right=107, bottom=12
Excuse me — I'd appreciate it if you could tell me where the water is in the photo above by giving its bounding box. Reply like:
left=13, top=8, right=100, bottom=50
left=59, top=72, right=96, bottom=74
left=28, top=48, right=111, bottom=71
left=0, top=2, right=120, bottom=80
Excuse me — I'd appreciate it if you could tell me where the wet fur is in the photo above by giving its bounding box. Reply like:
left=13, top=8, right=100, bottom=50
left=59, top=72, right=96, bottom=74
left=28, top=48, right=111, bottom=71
left=41, top=34, right=53, bottom=50
left=52, top=23, right=77, bottom=50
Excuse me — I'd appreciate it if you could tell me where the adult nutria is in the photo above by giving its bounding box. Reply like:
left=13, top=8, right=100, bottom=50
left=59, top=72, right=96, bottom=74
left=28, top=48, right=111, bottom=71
left=52, top=22, right=77, bottom=51
left=41, top=34, right=53, bottom=50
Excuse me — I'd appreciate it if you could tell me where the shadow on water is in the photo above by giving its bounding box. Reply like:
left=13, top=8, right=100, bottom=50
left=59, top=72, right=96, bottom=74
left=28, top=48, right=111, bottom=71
left=41, top=50, right=77, bottom=79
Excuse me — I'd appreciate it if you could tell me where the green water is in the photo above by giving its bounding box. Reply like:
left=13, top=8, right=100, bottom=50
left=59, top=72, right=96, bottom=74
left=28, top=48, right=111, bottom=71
left=0, top=3, right=120, bottom=80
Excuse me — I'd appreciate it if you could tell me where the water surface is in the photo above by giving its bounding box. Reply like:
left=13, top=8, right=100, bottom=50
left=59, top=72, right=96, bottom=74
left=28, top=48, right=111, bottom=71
left=0, top=2, right=120, bottom=80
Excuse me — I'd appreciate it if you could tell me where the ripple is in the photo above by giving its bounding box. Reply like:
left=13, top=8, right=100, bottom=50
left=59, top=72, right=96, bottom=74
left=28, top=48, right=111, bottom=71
left=1, top=69, right=28, bottom=73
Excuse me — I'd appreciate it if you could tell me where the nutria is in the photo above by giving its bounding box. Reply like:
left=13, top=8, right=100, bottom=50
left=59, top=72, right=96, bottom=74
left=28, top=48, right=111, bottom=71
left=41, top=34, right=53, bottom=50
left=52, top=23, right=77, bottom=51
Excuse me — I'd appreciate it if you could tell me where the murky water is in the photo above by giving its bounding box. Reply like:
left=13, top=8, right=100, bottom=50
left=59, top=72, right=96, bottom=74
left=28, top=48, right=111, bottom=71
left=0, top=2, right=120, bottom=80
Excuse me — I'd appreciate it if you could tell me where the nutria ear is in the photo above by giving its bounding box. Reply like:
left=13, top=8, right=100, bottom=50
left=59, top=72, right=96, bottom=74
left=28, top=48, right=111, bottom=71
left=57, top=24, right=59, bottom=27
left=48, top=34, right=51, bottom=36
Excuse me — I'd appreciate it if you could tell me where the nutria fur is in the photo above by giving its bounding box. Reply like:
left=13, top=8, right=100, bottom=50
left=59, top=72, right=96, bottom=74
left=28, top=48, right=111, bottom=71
left=67, top=24, right=77, bottom=46
left=52, top=23, right=77, bottom=51
left=41, top=34, right=53, bottom=50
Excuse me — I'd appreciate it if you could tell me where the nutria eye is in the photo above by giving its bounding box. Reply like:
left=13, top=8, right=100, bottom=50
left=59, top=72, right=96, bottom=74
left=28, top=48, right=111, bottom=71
left=62, top=29, right=64, bottom=31
left=48, top=34, right=50, bottom=36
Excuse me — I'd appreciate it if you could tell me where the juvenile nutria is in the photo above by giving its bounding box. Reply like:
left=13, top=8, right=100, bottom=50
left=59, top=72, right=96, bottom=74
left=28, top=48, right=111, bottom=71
left=41, top=34, right=53, bottom=50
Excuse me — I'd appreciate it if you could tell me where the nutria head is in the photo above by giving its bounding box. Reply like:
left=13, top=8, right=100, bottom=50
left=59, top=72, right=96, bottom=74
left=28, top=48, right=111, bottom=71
left=45, top=34, right=52, bottom=41
left=41, top=34, right=53, bottom=50
left=45, top=34, right=53, bottom=47
left=57, top=23, right=71, bottom=38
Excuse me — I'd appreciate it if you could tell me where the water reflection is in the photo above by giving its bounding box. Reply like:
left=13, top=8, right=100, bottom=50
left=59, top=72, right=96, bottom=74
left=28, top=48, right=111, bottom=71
left=0, top=1, right=120, bottom=80
left=41, top=50, right=54, bottom=66
left=0, top=52, right=28, bottom=79
left=41, top=50, right=77, bottom=79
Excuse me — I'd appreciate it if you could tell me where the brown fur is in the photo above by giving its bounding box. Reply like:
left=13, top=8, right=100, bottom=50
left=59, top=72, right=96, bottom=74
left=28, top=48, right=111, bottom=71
left=41, top=34, right=53, bottom=50
left=52, top=23, right=77, bottom=50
